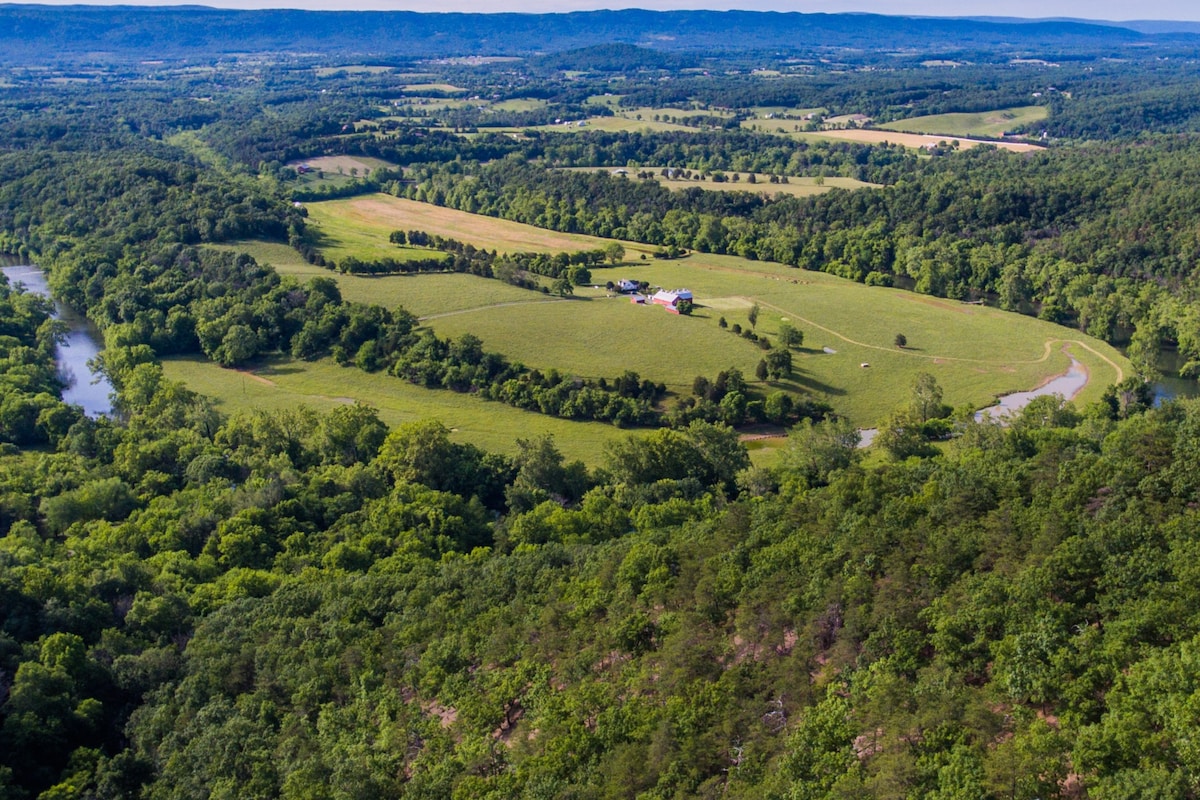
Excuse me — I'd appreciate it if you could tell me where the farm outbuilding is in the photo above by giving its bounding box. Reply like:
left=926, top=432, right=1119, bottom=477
left=651, top=289, right=693, bottom=313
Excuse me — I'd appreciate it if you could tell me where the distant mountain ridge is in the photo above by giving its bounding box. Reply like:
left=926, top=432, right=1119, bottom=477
left=0, top=5, right=1187, bottom=64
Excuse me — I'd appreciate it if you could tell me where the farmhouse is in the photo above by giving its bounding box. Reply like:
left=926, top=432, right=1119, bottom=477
left=616, top=279, right=640, bottom=293
left=651, top=288, right=693, bottom=313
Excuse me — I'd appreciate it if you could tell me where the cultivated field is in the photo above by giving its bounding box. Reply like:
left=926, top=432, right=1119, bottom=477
left=878, top=105, right=1048, bottom=138
left=160, top=355, right=627, bottom=463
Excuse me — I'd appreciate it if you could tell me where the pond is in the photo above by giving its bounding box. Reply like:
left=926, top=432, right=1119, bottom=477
left=2, top=264, right=114, bottom=417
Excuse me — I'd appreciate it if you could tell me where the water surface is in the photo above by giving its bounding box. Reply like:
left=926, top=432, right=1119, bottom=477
left=2, top=265, right=114, bottom=416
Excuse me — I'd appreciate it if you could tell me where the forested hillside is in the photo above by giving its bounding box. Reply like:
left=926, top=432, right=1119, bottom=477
left=3, top=12, right=1200, bottom=799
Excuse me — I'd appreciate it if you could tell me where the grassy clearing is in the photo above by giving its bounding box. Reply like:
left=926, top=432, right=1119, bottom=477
left=490, top=98, right=549, bottom=112
left=302, top=199, right=465, bottom=265
left=402, top=83, right=467, bottom=94
left=297, top=199, right=1123, bottom=422
left=427, top=251, right=1128, bottom=425
left=161, top=355, right=626, bottom=464
left=314, top=65, right=392, bottom=77
left=388, top=98, right=477, bottom=111
left=879, top=106, right=1048, bottom=138
left=306, top=195, right=653, bottom=256
left=493, top=116, right=696, bottom=135
left=290, top=155, right=393, bottom=174
left=790, top=128, right=1044, bottom=153
left=287, top=199, right=1128, bottom=427
left=210, top=241, right=549, bottom=317
left=619, top=106, right=735, bottom=121
left=565, top=167, right=876, bottom=198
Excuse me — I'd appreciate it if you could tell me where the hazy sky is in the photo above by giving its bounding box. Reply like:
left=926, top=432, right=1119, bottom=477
left=1, top=0, right=1198, bottom=21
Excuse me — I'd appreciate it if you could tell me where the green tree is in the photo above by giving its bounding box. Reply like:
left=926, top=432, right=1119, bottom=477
left=779, top=321, right=804, bottom=348
left=748, top=303, right=760, bottom=330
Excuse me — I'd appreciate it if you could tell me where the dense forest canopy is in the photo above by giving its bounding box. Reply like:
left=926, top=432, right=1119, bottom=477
left=3, top=7, right=1200, bottom=799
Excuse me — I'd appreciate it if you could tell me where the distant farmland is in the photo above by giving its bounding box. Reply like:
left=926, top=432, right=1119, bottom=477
left=878, top=105, right=1049, bottom=139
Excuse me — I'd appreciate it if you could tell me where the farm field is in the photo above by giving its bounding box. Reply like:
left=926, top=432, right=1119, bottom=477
left=160, top=356, right=627, bottom=463
left=305, top=194, right=654, bottom=256
left=290, top=155, right=394, bottom=174
left=565, top=167, right=877, bottom=197
left=878, top=105, right=1048, bottom=138
left=314, top=65, right=391, bottom=77
left=211, top=240, right=552, bottom=317
left=290, top=200, right=1128, bottom=426
left=798, top=128, right=1044, bottom=152
left=402, top=82, right=466, bottom=93
left=744, top=118, right=1044, bottom=151
left=428, top=253, right=1127, bottom=425
left=490, top=116, right=696, bottom=135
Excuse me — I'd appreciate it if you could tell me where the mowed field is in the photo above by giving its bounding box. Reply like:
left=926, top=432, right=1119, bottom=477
left=211, top=240, right=554, bottom=318
left=744, top=118, right=1044, bottom=152
left=285, top=199, right=1129, bottom=426
left=160, top=355, right=627, bottom=463
left=878, top=106, right=1048, bottom=138
left=564, top=167, right=877, bottom=198
left=305, top=195, right=655, bottom=256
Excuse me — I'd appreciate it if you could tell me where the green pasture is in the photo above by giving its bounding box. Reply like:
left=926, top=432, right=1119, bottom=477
left=402, top=83, right=467, bottom=94
left=749, top=106, right=827, bottom=118
left=161, top=356, right=627, bottom=464
left=211, top=240, right=551, bottom=317
left=305, top=195, right=654, bottom=256
left=420, top=249, right=1129, bottom=426
left=565, top=167, right=876, bottom=197
left=495, top=116, right=696, bottom=135
left=295, top=200, right=1128, bottom=424
left=619, top=106, right=735, bottom=121
left=878, top=106, right=1048, bottom=138
left=489, top=98, right=549, bottom=112
left=302, top=201, right=458, bottom=265
left=277, top=199, right=1129, bottom=427
left=314, top=65, right=392, bottom=77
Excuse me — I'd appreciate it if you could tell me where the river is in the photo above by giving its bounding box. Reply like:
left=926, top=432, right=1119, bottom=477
left=1, top=264, right=114, bottom=417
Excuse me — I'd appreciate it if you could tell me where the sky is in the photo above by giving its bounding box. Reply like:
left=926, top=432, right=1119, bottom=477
left=1, top=0, right=1198, bottom=21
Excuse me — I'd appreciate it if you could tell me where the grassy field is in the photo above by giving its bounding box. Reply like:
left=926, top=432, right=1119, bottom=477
left=211, top=240, right=552, bottom=318
left=565, top=167, right=877, bottom=198
left=402, top=83, right=467, bottom=94
left=314, top=65, right=392, bottom=77
left=213, top=201, right=1129, bottom=435
left=792, top=128, right=1044, bottom=153
left=425, top=253, right=1128, bottom=425
left=878, top=106, right=1048, bottom=138
left=490, top=98, right=549, bottom=112
left=161, top=355, right=628, bottom=463
left=291, top=155, right=393, bottom=174
left=305, top=195, right=654, bottom=256
left=491, top=116, right=697, bottom=135
left=297, top=199, right=1127, bottom=424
